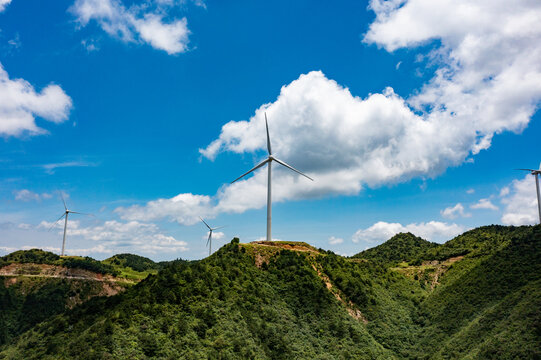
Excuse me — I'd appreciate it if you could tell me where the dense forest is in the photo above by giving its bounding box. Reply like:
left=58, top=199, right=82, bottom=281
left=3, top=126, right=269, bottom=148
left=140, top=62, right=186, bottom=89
left=0, top=225, right=539, bottom=359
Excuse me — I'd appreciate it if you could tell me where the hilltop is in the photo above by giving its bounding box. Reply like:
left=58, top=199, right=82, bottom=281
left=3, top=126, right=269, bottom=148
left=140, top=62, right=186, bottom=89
left=0, top=225, right=539, bottom=359
left=352, top=232, right=439, bottom=265
left=0, top=250, right=169, bottom=346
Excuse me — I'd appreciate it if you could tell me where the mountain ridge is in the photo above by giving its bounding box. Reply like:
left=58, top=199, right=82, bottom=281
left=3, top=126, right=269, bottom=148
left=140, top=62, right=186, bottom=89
left=0, top=224, right=539, bottom=359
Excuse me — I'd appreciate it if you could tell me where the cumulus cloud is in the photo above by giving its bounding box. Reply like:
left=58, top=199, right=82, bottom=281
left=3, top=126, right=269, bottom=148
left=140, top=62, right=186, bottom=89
left=328, top=236, right=344, bottom=245
left=0, top=0, right=11, bottom=12
left=501, top=175, right=539, bottom=225
left=120, top=1, right=541, bottom=224
left=470, top=198, right=498, bottom=211
left=39, top=219, right=188, bottom=254
left=0, top=64, right=72, bottom=137
left=352, top=221, right=464, bottom=244
left=441, top=203, right=471, bottom=219
left=14, top=189, right=52, bottom=202
left=364, top=0, right=541, bottom=153
left=115, top=193, right=213, bottom=225
left=71, top=0, right=190, bottom=54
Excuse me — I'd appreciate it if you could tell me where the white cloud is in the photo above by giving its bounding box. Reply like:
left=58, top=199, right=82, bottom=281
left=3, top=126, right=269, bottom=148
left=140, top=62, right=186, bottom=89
left=470, top=198, right=498, bottom=211
left=120, top=1, right=541, bottom=224
left=115, top=193, right=213, bottom=225
left=71, top=0, right=190, bottom=54
left=501, top=175, right=539, bottom=225
left=38, top=218, right=188, bottom=254
left=328, top=236, right=344, bottom=245
left=441, top=203, right=471, bottom=219
left=352, top=221, right=464, bottom=244
left=364, top=0, right=541, bottom=154
left=203, top=231, right=224, bottom=241
left=466, top=188, right=475, bottom=194
left=14, top=189, right=52, bottom=202
left=0, top=0, right=11, bottom=12
left=41, top=160, right=97, bottom=174
left=499, top=187, right=510, bottom=197
left=0, top=63, right=72, bottom=137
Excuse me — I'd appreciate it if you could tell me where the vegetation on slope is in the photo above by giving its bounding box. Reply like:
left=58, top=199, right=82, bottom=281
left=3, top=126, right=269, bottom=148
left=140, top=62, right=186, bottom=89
left=1, top=249, right=118, bottom=277
left=0, top=239, right=395, bottom=360
left=353, top=232, right=439, bottom=265
left=0, top=225, right=539, bottom=359
left=102, top=254, right=162, bottom=280
left=0, top=276, right=123, bottom=346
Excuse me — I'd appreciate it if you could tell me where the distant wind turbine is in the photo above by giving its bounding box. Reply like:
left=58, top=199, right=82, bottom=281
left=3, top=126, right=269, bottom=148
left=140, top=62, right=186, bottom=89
left=200, top=217, right=225, bottom=256
left=231, top=113, right=313, bottom=242
left=515, top=163, right=541, bottom=223
left=49, top=195, right=92, bottom=256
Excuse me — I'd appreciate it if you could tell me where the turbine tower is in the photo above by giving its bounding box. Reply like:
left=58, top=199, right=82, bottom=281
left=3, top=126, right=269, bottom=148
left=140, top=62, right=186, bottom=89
left=200, top=217, right=224, bottom=256
left=516, top=163, right=541, bottom=223
left=231, top=113, right=313, bottom=242
left=50, top=195, right=92, bottom=256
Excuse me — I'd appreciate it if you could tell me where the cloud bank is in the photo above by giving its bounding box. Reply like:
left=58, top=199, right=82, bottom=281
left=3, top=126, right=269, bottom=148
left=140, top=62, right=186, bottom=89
left=40, top=219, right=188, bottom=254
left=352, top=221, right=464, bottom=244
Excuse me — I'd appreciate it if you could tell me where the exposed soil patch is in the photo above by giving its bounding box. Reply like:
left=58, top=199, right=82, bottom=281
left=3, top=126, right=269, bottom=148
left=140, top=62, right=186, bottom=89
left=311, top=263, right=368, bottom=323
left=251, top=241, right=320, bottom=254
left=392, top=255, right=465, bottom=289
left=0, top=263, right=134, bottom=284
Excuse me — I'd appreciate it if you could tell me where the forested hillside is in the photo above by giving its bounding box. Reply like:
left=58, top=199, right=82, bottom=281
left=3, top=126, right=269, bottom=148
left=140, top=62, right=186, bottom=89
left=0, top=225, right=539, bottom=359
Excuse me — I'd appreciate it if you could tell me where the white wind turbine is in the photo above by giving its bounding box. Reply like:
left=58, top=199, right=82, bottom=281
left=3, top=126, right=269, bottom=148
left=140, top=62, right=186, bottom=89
left=200, top=217, right=225, bottom=256
left=49, top=195, right=92, bottom=256
left=515, top=163, right=541, bottom=224
left=231, top=113, right=313, bottom=242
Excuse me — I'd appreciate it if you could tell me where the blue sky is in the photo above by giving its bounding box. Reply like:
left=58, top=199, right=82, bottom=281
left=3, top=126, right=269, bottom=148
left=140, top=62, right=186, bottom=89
left=1, top=0, right=540, bottom=260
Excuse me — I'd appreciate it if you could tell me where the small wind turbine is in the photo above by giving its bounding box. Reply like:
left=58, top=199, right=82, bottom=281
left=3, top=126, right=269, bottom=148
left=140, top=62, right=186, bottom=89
left=49, top=195, right=92, bottom=256
left=200, top=217, right=225, bottom=256
left=515, top=163, right=541, bottom=223
left=231, top=113, right=313, bottom=242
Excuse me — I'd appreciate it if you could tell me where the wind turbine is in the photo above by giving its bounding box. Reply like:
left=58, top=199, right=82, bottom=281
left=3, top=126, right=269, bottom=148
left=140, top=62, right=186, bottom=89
left=49, top=195, right=92, bottom=256
left=231, top=113, right=313, bottom=242
left=200, top=217, right=225, bottom=256
left=515, top=163, right=541, bottom=223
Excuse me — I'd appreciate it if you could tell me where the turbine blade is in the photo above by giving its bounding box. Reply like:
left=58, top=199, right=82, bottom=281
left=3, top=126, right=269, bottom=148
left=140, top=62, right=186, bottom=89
left=48, top=213, right=66, bottom=232
left=212, top=226, right=226, bottom=231
left=515, top=168, right=537, bottom=172
left=273, top=157, right=314, bottom=181
left=200, top=217, right=211, bottom=230
left=61, top=194, right=67, bottom=210
left=265, top=112, right=272, bottom=155
left=231, top=159, right=269, bottom=184
left=69, top=211, right=93, bottom=216
left=207, top=231, right=212, bottom=246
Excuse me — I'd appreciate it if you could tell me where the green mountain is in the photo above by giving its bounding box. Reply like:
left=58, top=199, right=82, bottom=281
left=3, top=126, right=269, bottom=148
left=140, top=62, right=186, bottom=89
left=0, top=250, right=160, bottom=346
left=352, top=232, right=439, bottom=265
left=0, top=225, right=539, bottom=359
